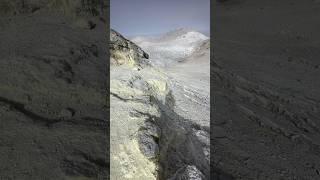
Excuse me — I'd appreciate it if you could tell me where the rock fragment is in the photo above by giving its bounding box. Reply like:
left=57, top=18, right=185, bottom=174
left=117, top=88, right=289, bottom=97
left=169, top=165, right=206, bottom=180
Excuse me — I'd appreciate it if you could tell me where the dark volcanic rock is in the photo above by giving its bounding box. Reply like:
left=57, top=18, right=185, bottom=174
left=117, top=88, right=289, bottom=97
left=138, top=121, right=160, bottom=159
left=110, top=29, right=149, bottom=65
left=138, top=131, right=159, bottom=159
left=169, top=165, right=206, bottom=180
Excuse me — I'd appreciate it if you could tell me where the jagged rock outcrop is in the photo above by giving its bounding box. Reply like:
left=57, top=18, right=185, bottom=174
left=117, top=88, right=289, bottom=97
left=110, top=29, right=161, bottom=179
left=110, top=29, right=149, bottom=66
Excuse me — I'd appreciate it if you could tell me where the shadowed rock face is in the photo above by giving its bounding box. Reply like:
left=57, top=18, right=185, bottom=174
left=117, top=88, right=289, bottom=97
left=110, top=29, right=149, bottom=66
left=168, top=165, right=205, bottom=180
left=0, top=2, right=109, bottom=179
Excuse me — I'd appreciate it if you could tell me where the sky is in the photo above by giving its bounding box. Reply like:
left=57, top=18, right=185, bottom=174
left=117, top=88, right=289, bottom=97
left=111, top=0, right=210, bottom=37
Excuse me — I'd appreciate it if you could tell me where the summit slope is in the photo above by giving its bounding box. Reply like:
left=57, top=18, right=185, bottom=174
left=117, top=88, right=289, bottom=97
left=131, top=29, right=209, bottom=67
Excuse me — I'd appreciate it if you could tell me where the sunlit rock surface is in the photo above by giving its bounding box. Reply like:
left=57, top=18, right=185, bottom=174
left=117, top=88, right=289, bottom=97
left=110, top=29, right=210, bottom=179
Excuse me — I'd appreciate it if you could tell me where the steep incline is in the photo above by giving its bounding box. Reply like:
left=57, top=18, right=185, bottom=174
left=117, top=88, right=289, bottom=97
left=110, top=29, right=149, bottom=66
left=110, top=29, right=210, bottom=179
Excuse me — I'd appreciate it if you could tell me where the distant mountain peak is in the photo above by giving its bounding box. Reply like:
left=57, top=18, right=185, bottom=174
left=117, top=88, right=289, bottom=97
left=164, top=27, right=197, bottom=36
left=161, top=28, right=208, bottom=41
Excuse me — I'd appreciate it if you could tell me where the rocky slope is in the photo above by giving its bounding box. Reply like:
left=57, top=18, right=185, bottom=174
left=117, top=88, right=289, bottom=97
left=212, top=0, right=320, bottom=179
left=110, top=29, right=210, bottom=179
left=110, top=29, right=149, bottom=66
left=0, top=1, right=108, bottom=179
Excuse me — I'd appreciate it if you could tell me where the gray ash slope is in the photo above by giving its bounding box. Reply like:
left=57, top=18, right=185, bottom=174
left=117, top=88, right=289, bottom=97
left=0, top=1, right=108, bottom=179
left=213, top=0, right=320, bottom=179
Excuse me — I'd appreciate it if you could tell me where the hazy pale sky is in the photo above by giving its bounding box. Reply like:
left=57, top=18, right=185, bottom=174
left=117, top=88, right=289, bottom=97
left=111, top=0, right=210, bottom=37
